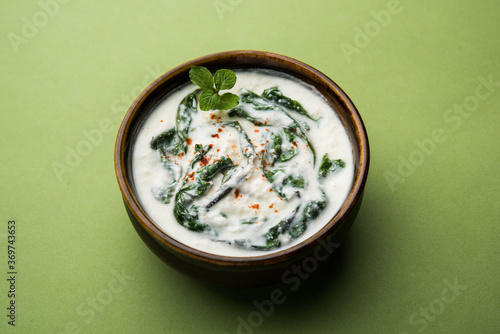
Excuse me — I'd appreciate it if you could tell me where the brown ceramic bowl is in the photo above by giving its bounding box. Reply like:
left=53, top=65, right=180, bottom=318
left=115, top=50, right=369, bottom=287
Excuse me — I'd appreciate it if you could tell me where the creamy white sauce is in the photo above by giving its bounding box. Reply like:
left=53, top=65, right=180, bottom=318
left=132, top=70, right=354, bottom=257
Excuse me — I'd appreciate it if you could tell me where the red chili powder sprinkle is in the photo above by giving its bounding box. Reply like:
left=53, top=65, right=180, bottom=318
left=274, top=210, right=278, bottom=213
left=234, top=188, right=240, bottom=198
left=210, top=114, right=216, bottom=119
left=200, top=156, right=209, bottom=166
left=269, top=204, right=274, bottom=209
left=249, top=204, right=259, bottom=210
left=177, top=152, right=185, bottom=158
left=186, top=138, right=192, bottom=145
left=211, top=134, right=219, bottom=138
left=269, top=189, right=273, bottom=192
left=217, top=128, right=223, bottom=133
left=254, top=129, right=259, bottom=133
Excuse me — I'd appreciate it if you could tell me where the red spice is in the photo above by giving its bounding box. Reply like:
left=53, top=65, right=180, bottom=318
left=292, top=141, right=297, bottom=146
left=208, top=144, right=214, bottom=148
left=188, top=172, right=195, bottom=179
left=234, top=188, right=240, bottom=198
left=218, top=128, right=223, bottom=133
left=186, top=138, right=192, bottom=145
left=211, top=134, right=219, bottom=139
left=200, top=156, right=209, bottom=166
left=249, top=204, right=259, bottom=210
left=210, top=114, right=216, bottom=119
left=254, top=129, right=259, bottom=133
left=274, top=210, right=278, bottom=213
left=269, top=189, right=273, bottom=192
left=269, top=204, right=274, bottom=209
left=177, top=152, right=185, bottom=158
left=160, top=120, right=163, bottom=122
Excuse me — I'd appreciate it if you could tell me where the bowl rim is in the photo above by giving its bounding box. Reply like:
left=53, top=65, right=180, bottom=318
left=115, top=50, right=369, bottom=267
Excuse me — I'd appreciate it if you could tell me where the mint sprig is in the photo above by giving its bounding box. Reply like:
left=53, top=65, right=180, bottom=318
left=189, top=66, right=239, bottom=111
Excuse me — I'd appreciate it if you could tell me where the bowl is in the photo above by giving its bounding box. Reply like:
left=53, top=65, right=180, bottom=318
left=114, top=50, right=369, bottom=287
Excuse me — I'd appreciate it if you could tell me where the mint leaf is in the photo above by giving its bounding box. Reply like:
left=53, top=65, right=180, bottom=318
left=214, top=69, right=237, bottom=91
left=215, top=93, right=239, bottom=110
left=199, top=89, right=221, bottom=111
left=189, top=66, right=214, bottom=91
left=189, top=66, right=239, bottom=111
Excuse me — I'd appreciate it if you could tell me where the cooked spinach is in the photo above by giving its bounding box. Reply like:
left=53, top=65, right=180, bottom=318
left=173, top=156, right=234, bottom=231
left=150, top=91, right=197, bottom=203
left=319, top=153, right=346, bottom=179
left=262, top=87, right=317, bottom=121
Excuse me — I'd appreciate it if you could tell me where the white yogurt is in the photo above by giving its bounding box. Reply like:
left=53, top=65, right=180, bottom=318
left=132, top=70, right=354, bottom=257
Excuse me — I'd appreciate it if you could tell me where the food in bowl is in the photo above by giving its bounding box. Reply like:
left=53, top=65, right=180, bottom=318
left=131, top=68, right=354, bottom=257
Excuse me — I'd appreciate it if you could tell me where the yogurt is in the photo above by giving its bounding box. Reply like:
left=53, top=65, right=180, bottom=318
left=132, top=70, right=354, bottom=257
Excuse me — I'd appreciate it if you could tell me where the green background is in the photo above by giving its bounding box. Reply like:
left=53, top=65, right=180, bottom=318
left=1, top=0, right=499, bottom=333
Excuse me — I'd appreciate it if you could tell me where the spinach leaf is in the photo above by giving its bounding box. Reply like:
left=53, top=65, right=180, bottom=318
left=150, top=91, right=197, bottom=204
left=173, top=156, right=234, bottom=231
left=262, top=87, right=317, bottom=121
left=318, top=153, right=345, bottom=179
left=231, top=89, right=316, bottom=164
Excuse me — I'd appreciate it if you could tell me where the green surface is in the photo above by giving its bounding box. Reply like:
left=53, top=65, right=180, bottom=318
left=1, top=0, right=499, bottom=333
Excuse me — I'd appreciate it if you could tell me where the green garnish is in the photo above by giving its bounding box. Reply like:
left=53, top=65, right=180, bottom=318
left=318, top=154, right=346, bottom=179
left=189, top=66, right=240, bottom=111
